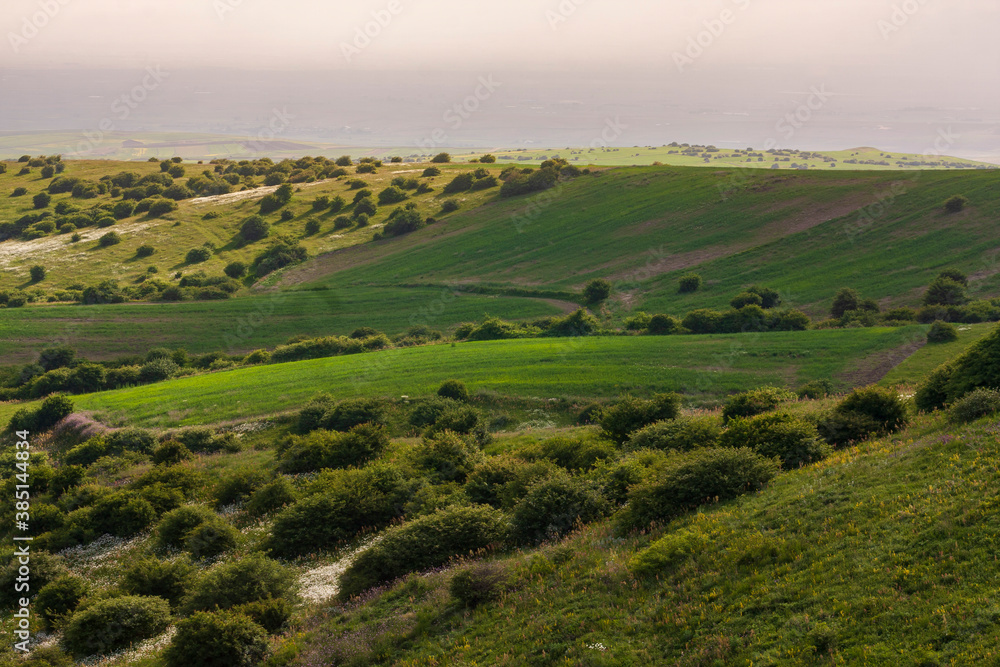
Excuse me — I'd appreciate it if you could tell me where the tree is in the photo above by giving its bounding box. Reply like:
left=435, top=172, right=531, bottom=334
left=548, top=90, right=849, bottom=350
left=937, top=269, right=968, bottom=287
left=480, top=154, right=497, bottom=163
left=353, top=196, right=377, bottom=219
left=224, top=261, right=247, bottom=279
left=924, top=277, right=968, bottom=306
left=730, top=292, right=763, bottom=309
left=40, top=164, right=55, bottom=179
left=944, top=195, right=969, bottom=213
left=335, top=155, right=353, bottom=167
left=99, top=231, right=122, bottom=247
left=583, top=279, right=612, bottom=304
left=33, top=192, right=51, bottom=209
left=746, top=285, right=781, bottom=309
left=830, top=288, right=861, bottom=318
left=30, top=265, right=46, bottom=282
left=240, top=215, right=270, bottom=242
left=431, top=152, right=451, bottom=163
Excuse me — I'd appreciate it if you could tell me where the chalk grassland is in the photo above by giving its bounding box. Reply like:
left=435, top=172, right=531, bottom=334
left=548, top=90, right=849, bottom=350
left=0, top=159, right=499, bottom=292
left=0, top=326, right=924, bottom=429
left=283, top=166, right=1000, bottom=318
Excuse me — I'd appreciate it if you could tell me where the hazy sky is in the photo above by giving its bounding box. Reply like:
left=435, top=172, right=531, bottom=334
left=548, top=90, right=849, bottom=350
left=3, top=1, right=999, bottom=158
left=4, top=0, right=998, bottom=77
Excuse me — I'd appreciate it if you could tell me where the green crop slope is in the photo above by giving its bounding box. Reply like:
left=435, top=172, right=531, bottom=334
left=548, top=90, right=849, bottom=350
left=285, top=167, right=1000, bottom=317
left=0, top=286, right=564, bottom=363
left=295, top=416, right=1000, bottom=665
left=36, top=326, right=922, bottom=429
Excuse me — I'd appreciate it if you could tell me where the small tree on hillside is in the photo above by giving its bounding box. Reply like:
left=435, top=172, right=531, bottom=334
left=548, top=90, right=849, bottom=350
left=678, top=274, right=702, bottom=293
left=924, top=277, right=968, bottom=306
left=944, top=195, right=969, bottom=213
left=431, top=153, right=451, bottom=163
left=30, top=265, right=46, bottom=282
left=830, top=288, right=861, bottom=318
left=583, top=279, right=612, bottom=305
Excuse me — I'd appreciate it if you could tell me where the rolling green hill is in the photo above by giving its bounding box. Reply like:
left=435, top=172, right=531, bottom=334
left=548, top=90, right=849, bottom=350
left=0, top=326, right=925, bottom=429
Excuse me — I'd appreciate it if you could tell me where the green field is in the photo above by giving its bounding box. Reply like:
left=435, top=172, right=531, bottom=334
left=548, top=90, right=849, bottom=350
left=12, top=326, right=924, bottom=429
left=282, top=166, right=1000, bottom=318
left=0, top=286, right=565, bottom=363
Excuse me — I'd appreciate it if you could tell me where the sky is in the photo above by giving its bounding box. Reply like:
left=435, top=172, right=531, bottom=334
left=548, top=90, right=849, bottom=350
left=2, top=1, right=999, bottom=157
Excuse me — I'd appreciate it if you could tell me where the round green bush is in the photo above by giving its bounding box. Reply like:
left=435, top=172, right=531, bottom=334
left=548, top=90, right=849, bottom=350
left=97, top=231, right=121, bottom=247
left=184, top=519, right=240, bottom=559
left=155, top=505, right=217, bottom=550
left=320, top=397, right=387, bottom=432
left=464, top=456, right=558, bottom=509
left=245, top=477, right=297, bottom=516
left=949, top=388, right=1000, bottom=423
left=511, top=472, right=610, bottom=545
left=437, top=378, right=470, bottom=402
left=164, top=611, right=268, bottom=667
left=927, top=320, right=959, bottom=344
left=449, top=562, right=508, bottom=608
left=524, top=433, right=616, bottom=471
left=339, top=505, right=509, bottom=599
left=139, top=358, right=179, bottom=382
left=0, top=551, right=68, bottom=607
left=268, top=464, right=411, bottom=556
left=678, top=273, right=702, bottom=293
left=33, top=394, right=75, bottom=432
left=796, top=380, right=834, bottom=400
left=629, top=528, right=709, bottom=578
left=414, top=431, right=484, bottom=482
left=620, top=448, right=780, bottom=531
left=423, top=405, right=488, bottom=442
left=182, top=553, right=294, bottom=613
left=626, top=415, right=722, bottom=452
left=408, top=396, right=458, bottom=428
left=240, top=215, right=270, bottom=241
left=647, top=314, right=681, bottom=335
left=721, top=386, right=795, bottom=423
left=279, top=423, right=390, bottom=473
left=106, top=427, right=157, bottom=454
left=833, top=386, right=909, bottom=436
left=600, top=393, right=682, bottom=444
left=87, top=491, right=157, bottom=537
left=151, top=440, right=193, bottom=465
left=719, top=412, right=830, bottom=469
left=63, top=596, right=170, bottom=657
left=35, top=575, right=88, bottom=630
left=231, top=597, right=292, bottom=634
left=215, top=468, right=269, bottom=508
left=185, top=247, right=211, bottom=264
left=121, top=557, right=195, bottom=606
left=224, top=261, right=247, bottom=279
left=588, top=449, right=669, bottom=506
left=136, top=244, right=155, bottom=258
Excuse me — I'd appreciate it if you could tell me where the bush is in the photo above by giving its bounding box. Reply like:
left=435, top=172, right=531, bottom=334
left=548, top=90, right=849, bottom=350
left=523, top=433, right=616, bottom=472
left=35, top=575, right=88, bottom=630
left=818, top=386, right=909, bottom=446
left=377, top=185, right=408, bottom=204
left=944, top=194, right=969, bottom=213
left=600, top=393, right=682, bottom=444
left=279, top=424, right=390, bottom=473
left=136, top=244, right=155, bottom=258
left=245, top=477, right=297, bottom=516
left=441, top=199, right=460, bottom=213
left=151, top=441, right=193, bottom=466
left=647, top=314, right=681, bottom=335
left=185, top=247, right=212, bottom=264
left=422, top=166, right=441, bottom=177
left=721, top=386, right=795, bottom=423
left=30, top=264, right=46, bottom=282
left=339, top=505, right=508, bottom=599
left=215, top=469, right=269, bottom=508
left=232, top=597, right=293, bottom=634
left=511, top=472, right=610, bottom=545
left=182, top=553, right=294, bottom=613
left=450, top=562, right=508, bottom=608
left=155, top=505, right=218, bottom=550
left=98, top=231, right=121, bottom=247
left=414, top=431, right=484, bottom=482
left=620, top=448, right=779, bottom=531
left=268, top=464, right=412, bottom=556
left=88, top=492, right=157, bottom=537
left=796, top=380, right=834, bottom=400
left=626, top=415, right=722, bottom=452
left=184, top=520, right=240, bottom=560
left=63, top=596, right=170, bottom=657
left=720, top=412, right=829, bottom=469
left=30, top=394, right=75, bottom=432
left=148, top=198, right=178, bottom=217
left=678, top=274, right=702, bottom=293
left=140, top=358, right=178, bottom=382
left=304, top=218, right=321, bottom=235
left=224, top=261, right=247, bottom=279
left=949, top=388, right=1000, bottom=423
left=121, top=557, right=195, bottom=606
left=164, top=611, right=268, bottom=667
left=831, top=288, right=861, bottom=318
left=321, top=397, right=387, bottom=432
left=583, top=279, right=612, bottom=304
left=437, top=378, right=469, bottom=402
left=924, top=277, right=968, bottom=307
left=431, top=152, right=451, bottom=163
left=240, top=215, right=270, bottom=241
left=927, top=320, right=959, bottom=344
left=915, top=364, right=953, bottom=412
